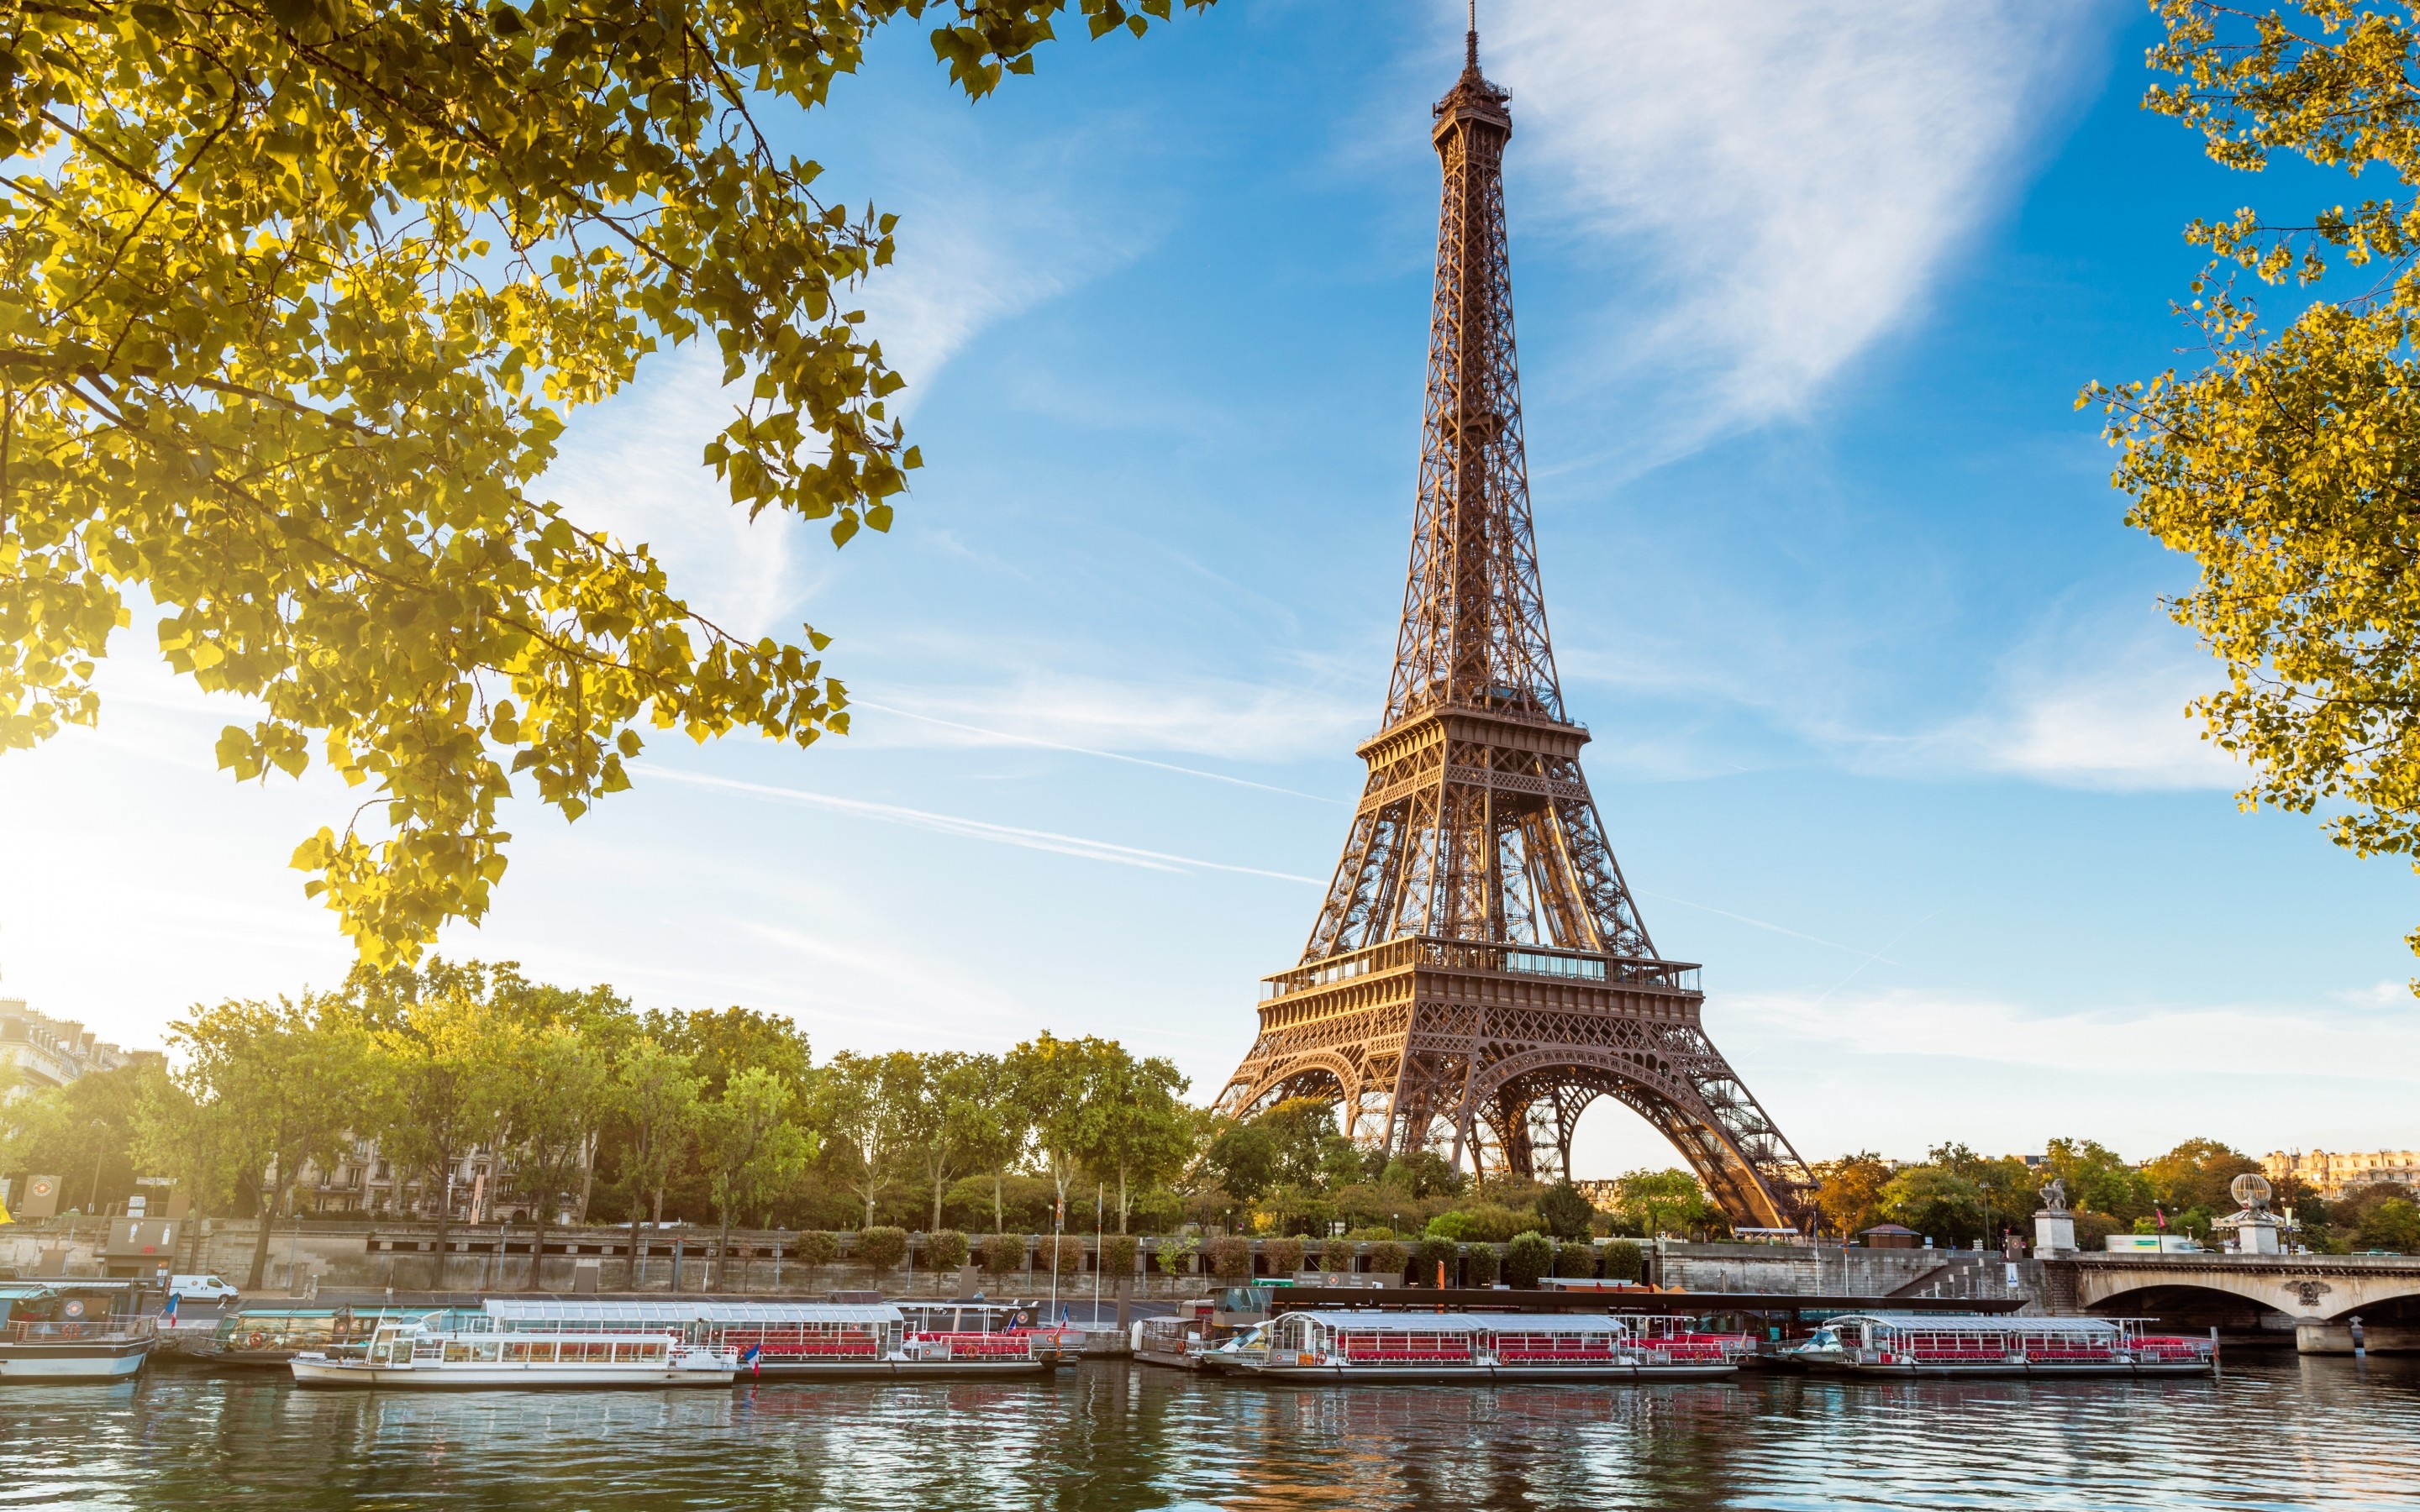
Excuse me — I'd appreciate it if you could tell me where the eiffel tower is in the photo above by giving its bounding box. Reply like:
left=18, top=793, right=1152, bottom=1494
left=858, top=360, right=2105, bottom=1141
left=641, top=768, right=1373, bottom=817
left=1213, top=19, right=1814, bottom=1229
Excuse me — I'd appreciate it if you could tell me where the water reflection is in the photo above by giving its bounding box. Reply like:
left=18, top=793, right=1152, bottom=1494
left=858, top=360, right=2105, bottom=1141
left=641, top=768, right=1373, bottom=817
left=0, top=1357, right=2412, bottom=1509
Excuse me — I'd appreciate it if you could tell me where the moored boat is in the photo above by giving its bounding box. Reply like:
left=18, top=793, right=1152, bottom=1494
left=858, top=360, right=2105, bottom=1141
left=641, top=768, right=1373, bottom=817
left=192, top=1305, right=427, bottom=1368
left=1786, top=1313, right=2216, bottom=1377
left=479, top=1299, right=1060, bottom=1379
left=291, top=1315, right=736, bottom=1388
left=1218, top=1310, right=1741, bottom=1383
left=0, top=1285, right=155, bottom=1383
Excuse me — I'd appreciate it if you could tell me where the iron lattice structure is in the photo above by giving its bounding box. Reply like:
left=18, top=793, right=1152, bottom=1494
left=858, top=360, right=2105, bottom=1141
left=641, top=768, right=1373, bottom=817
left=1214, top=29, right=1814, bottom=1229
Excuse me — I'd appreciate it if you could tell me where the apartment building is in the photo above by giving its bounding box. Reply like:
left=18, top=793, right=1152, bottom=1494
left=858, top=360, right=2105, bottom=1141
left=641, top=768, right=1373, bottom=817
left=2263, top=1148, right=2420, bottom=1200
left=0, top=999, right=148, bottom=1095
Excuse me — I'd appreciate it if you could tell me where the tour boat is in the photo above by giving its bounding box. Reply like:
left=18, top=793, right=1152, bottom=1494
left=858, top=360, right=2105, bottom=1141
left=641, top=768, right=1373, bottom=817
left=1216, top=1310, right=1744, bottom=1383
left=0, top=1285, right=155, bottom=1383
left=194, top=1305, right=425, bottom=1367
left=290, top=1315, right=737, bottom=1388
left=479, top=1299, right=1060, bottom=1379
left=1787, top=1313, right=2217, bottom=1377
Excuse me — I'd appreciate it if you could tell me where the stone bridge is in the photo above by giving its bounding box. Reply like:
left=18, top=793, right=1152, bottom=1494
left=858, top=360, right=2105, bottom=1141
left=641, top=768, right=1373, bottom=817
left=2049, top=1252, right=2420, bottom=1353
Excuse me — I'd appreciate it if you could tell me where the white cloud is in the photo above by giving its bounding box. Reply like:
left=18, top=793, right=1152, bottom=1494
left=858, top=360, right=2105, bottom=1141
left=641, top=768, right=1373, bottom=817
left=1483, top=0, right=2112, bottom=444
left=1729, top=984, right=2420, bottom=1084
left=1888, top=620, right=2247, bottom=790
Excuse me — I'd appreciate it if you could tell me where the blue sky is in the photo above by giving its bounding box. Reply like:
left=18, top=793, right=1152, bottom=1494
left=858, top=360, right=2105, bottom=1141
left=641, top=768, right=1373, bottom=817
left=5, top=0, right=2415, bottom=1173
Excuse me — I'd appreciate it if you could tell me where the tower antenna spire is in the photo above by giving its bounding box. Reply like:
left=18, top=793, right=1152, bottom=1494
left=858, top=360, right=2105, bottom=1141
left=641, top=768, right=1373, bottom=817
left=1465, top=0, right=1478, bottom=72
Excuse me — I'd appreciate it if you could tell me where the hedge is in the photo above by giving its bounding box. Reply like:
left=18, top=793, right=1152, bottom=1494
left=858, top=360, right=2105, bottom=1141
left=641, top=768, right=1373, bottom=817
left=793, top=1231, right=839, bottom=1267
left=1414, top=1237, right=1460, bottom=1287
left=1552, top=1241, right=1598, bottom=1278
left=1600, top=1240, right=1645, bottom=1282
left=1318, top=1237, right=1356, bottom=1273
left=1464, top=1243, right=1502, bottom=1287
left=981, top=1232, right=1025, bottom=1276
left=1262, top=1237, right=1305, bottom=1275
left=1504, top=1231, right=1554, bottom=1289
left=1207, top=1236, right=1254, bottom=1282
left=1366, top=1240, right=1411, bottom=1279
left=855, top=1226, right=908, bottom=1271
left=923, top=1229, right=970, bottom=1271
left=1098, top=1234, right=1139, bottom=1276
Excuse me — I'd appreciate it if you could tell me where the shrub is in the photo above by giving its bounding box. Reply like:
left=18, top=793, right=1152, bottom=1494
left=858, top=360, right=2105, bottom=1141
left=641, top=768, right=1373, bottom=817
left=1042, top=1236, right=1084, bottom=1276
left=982, top=1233, right=1026, bottom=1276
left=2070, top=1211, right=2123, bottom=1249
left=1262, top=1237, right=1305, bottom=1275
left=1553, top=1241, right=1598, bottom=1278
left=1207, top=1236, right=1255, bottom=1282
left=1600, top=1240, right=1645, bottom=1282
left=1155, top=1235, right=1199, bottom=1275
left=923, top=1229, right=970, bottom=1271
left=1318, top=1237, right=1355, bottom=1273
left=793, top=1231, right=839, bottom=1267
left=1366, top=1240, right=1411, bottom=1279
left=855, top=1226, right=908, bottom=1271
left=1504, top=1231, right=1554, bottom=1289
left=1465, top=1243, right=1502, bottom=1287
left=1099, top=1234, right=1140, bottom=1276
left=1344, top=1226, right=1396, bottom=1242
left=1455, top=1202, right=1546, bottom=1243
left=1414, top=1236, right=1460, bottom=1287
left=1424, top=1211, right=1470, bottom=1242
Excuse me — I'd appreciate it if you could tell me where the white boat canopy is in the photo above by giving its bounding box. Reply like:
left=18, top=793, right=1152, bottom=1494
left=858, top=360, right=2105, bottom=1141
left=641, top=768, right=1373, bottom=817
left=481, top=1299, right=904, bottom=1327
left=1829, top=1313, right=2127, bottom=1333
left=1287, top=1310, right=1626, bottom=1334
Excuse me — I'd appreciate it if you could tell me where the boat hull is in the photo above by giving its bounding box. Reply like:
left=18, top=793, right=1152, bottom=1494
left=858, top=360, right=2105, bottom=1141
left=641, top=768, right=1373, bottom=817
left=741, top=1357, right=1055, bottom=1380
left=0, top=1340, right=153, bottom=1382
left=1223, top=1360, right=1737, bottom=1383
left=291, top=1358, right=735, bottom=1389
left=1808, top=1359, right=2213, bottom=1379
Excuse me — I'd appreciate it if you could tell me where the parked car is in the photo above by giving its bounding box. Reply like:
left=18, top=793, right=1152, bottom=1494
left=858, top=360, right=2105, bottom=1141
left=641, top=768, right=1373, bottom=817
left=168, top=1274, right=242, bottom=1302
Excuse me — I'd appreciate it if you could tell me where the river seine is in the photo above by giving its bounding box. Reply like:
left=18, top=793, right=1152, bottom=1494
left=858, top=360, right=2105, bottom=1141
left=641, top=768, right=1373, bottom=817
left=3, top=1356, right=2415, bottom=1509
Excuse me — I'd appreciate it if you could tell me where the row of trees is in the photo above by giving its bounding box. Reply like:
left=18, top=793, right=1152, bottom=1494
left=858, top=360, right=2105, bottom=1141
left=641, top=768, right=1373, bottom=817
left=0, top=959, right=1192, bottom=1288
left=1811, top=1137, right=2420, bottom=1254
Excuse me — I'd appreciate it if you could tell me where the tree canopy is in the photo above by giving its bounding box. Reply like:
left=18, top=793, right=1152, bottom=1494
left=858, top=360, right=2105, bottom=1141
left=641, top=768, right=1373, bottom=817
left=2089, top=1, right=2420, bottom=974
left=0, top=0, right=1208, bottom=963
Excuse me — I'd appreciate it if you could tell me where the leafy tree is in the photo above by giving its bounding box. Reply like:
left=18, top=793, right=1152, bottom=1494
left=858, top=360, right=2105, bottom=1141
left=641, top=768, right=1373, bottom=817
left=2354, top=1196, right=2420, bottom=1252
left=1923, top=1143, right=2039, bottom=1244
left=2144, top=1137, right=2260, bottom=1221
left=166, top=996, right=374, bottom=1287
left=346, top=962, right=518, bottom=1279
left=496, top=1016, right=609, bottom=1289
left=817, top=1049, right=915, bottom=1228
left=2085, top=1, right=2420, bottom=970
left=1881, top=1165, right=1985, bottom=1245
left=1202, top=1121, right=1277, bottom=1202
left=0, top=1061, right=152, bottom=1214
left=697, top=1065, right=813, bottom=1289
left=0, top=0, right=1212, bottom=964
left=1814, top=1152, right=1894, bottom=1239
left=1537, top=1179, right=1595, bottom=1241
left=129, top=1061, right=248, bottom=1271
left=1075, top=1048, right=1192, bottom=1233
left=610, top=1037, right=701, bottom=1285
left=1611, top=1168, right=1712, bottom=1239
left=1004, top=1032, right=1122, bottom=1226
left=890, top=1051, right=992, bottom=1233
left=648, top=1007, right=813, bottom=1104
left=2044, top=1137, right=2154, bottom=1222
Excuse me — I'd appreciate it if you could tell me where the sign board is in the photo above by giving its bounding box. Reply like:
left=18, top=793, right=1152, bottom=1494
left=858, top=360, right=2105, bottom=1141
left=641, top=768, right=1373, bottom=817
left=106, top=1217, right=180, bottom=1258
left=18, top=1174, right=60, bottom=1221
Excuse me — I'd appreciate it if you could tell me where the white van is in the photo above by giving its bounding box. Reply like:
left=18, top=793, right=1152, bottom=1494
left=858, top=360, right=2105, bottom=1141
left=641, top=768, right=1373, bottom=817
left=168, top=1274, right=242, bottom=1301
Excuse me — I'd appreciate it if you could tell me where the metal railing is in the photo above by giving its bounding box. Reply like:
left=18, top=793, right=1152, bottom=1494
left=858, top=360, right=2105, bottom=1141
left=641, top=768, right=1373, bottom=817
left=1265, top=937, right=1699, bottom=999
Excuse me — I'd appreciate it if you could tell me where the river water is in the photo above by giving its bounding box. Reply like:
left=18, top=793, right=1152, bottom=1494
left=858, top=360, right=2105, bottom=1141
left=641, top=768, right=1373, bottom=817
left=3, top=1356, right=2416, bottom=1509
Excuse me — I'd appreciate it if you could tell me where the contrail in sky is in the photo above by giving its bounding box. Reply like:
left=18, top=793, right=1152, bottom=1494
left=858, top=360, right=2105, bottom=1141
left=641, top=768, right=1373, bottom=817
left=852, top=699, right=1345, bottom=804
left=632, top=764, right=1326, bottom=885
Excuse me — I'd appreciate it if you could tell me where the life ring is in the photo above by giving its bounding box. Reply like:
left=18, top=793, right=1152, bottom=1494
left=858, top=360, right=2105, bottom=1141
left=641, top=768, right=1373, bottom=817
left=61, top=1323, right=82, bottom=1339
left=247, top=1331, right=270, bottom=1350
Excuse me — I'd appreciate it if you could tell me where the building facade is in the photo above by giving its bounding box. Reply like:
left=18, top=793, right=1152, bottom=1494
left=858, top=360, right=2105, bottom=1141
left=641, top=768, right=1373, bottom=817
left=0, top=999, right=147, bottom=1095
left=2264, top=1149, right=2420, bottom=1200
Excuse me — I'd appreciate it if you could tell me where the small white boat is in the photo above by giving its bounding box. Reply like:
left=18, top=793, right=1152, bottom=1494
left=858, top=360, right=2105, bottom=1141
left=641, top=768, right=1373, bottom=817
left=1786, top=1313, right=2216, bottom=1378
left=1218, top=1310, right=1741, bottom=1383
left=291, top=1315, right=736, bottom=1388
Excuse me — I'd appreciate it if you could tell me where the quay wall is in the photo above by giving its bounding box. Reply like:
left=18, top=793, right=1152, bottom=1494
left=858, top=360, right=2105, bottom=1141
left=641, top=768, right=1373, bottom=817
left=4, top=1221, right=2052, bottom=1309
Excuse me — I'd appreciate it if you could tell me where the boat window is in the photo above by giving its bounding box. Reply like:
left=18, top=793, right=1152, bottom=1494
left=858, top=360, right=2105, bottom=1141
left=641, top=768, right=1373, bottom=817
left=474, top=1341, right=502, bottom=1362
left=443, top=1341, right=472, bottom=1362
